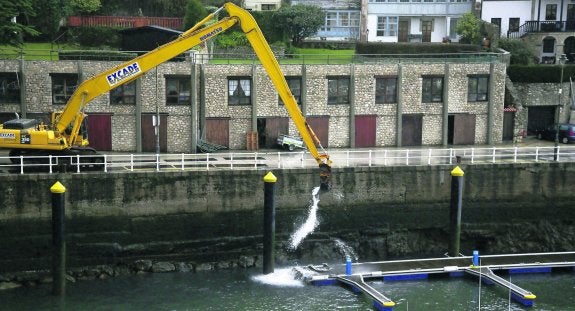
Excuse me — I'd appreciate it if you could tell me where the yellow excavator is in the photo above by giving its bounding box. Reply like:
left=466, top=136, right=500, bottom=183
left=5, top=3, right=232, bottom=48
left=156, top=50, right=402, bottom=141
left=0, top=3, right=332, bottom=188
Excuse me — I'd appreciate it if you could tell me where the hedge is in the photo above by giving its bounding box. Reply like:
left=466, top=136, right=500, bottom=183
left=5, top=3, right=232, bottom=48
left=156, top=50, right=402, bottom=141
left=508, top=65, right=575, bottom=83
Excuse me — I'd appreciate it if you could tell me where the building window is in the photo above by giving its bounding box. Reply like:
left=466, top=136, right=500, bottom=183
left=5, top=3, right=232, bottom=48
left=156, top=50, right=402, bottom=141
left=468, top=75, right=489, bottom=102
left=422, top=76, right=443, bottom=103
left=110, top=81, right=136, bottom=105
left=509, top=18, right=520, bottom=32
left=166, top=76, right=190, bottom=105
left=543, top=37, right=555, bottom=53
left=327, top=76, right=350, bottom=105
left=491, top=18, right=501, bottom=34
left=279, top=77, right=302, bottom=107
left=375, top=77, right=397, bottom=104
left=228, top=77, right=251, bottom=105
left=376, top=16, right=398, bottom=36
left=449, top=18, right=459, bottom=38
left=325, top=12, right=337, bottom=31
left=0, top=72, right=20, bottom=104
left=261, top=4, right=276, bottom=10
left=51, top=73, right=78, bottom=105
left=546, top=4, right=557, bottom=20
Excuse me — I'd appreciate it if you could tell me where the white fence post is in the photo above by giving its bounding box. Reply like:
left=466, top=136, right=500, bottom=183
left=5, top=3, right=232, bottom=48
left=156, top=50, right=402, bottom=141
left=230, top=153, right=234, bottom=170
left=369, top=150, right=372, bottom=167
left=206, top=153, right=210, bottom=170
left=20, top=156, right=24, bottom=174
left=492, top=147, right=496, bottom=163
left=471, top=148, right=475, bottom=164
left=405, top=150, right=409, bottom=166
left=535, top=147, right=539, bottom=162
left=449, top=148, right=453, bottom=165
left=104, top=154, right=108, bottom=172
left=181, top=153, right=185, bottom=170
left=156, top=154, right=160, bottom=172
left=427, top=149, right=432, bottom=165
left=513, top=147, right=518, bottom=163
left=76, top=155, right=81, bottom=173
left=130, top=154, right=134, bottom=171
left=277, top=152, right=281, bottom=169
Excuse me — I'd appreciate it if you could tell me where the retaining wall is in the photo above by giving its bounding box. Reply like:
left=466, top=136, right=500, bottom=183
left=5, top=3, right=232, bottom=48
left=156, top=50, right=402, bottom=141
left=1, top=162, right=574, bottom=272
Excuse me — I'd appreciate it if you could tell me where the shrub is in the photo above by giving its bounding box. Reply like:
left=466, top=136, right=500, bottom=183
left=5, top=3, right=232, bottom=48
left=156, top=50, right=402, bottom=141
left=507, top=65, right=575, bottom=83
left=69, top=26, right=121, bottom=48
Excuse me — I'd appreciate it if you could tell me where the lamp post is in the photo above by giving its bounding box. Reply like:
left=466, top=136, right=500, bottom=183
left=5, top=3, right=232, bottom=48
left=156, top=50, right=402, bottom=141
left=554, top=54, right=567, bottom=161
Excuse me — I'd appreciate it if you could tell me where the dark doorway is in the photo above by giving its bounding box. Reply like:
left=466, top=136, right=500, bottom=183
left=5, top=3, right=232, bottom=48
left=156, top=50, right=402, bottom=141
left=402, top=114, right=422, bottom=146
left=355, top=115, right=377, bottom=147
left=527, top=106, right=555, bottom=134
left=398, top=21, right=409, bottom=42
left=502, top=112, right=515, bottom=141
left=448, top=114, right=476, bottom=145
left=142, top=114, right=167, bottom=153
left=421, top=21, right=432, bottom=42
left=257, top=117, right=289, bottom=149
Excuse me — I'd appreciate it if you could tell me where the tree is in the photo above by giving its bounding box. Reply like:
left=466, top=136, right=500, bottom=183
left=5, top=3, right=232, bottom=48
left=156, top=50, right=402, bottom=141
left=272, top=4, right=325, bottom=45
left=0, top=0, right=39, bottom=46
left=69, top=0, right=101, bottom=14
left=498, top=38, right=536, bottom=65
left=183, top=0, right=208, bottom=30
left=29, top=0, right=66, bottom=41
left=456, top=12, right=481, bottom=44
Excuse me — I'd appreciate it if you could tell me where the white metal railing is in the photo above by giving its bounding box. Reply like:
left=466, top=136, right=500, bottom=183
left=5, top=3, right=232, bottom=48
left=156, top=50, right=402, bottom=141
left=0, top=146, right=574, bottom=174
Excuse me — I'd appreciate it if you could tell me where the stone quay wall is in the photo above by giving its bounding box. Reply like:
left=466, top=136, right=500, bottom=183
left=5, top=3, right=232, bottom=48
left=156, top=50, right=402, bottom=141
left=1, top=162, right=574, bottom=275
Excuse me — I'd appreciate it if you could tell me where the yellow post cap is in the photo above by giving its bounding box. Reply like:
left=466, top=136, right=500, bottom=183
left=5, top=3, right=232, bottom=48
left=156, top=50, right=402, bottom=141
left=451, top=166, right=464, bottom=177
left=50, top=181, right=66, bottom=193
left=263, top=171, right=277, bottom=183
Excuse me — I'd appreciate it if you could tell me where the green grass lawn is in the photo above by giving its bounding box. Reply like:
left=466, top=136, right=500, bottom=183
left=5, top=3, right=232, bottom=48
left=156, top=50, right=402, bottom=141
left=0, top=43, right=356, bottom=64
left=0, top=42, right=85, bottom=60
left=209, top=47, right=356, bottom=65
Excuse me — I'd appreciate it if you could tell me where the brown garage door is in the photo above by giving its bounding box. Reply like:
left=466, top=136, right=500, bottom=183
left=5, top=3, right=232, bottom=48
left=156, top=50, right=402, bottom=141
left=355, top=115, right=377, bottom=148
left=452, top=114, right=476, bottom=145
left=86, top=114, right=112, bottom=151
left=402, top=114, right=422, bottom=146
left=142, top=114, right=167, bottom=153
left=205, top=118, right=229, bottom=148
left=306, top=116, right=329, bottom=147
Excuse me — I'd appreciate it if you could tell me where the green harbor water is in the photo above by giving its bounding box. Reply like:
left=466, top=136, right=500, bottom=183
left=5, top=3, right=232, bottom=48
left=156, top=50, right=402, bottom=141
left=0, top=267, right=574, bottom=310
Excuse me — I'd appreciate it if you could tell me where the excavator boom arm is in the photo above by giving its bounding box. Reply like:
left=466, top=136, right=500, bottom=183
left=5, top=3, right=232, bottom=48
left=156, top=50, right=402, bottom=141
left=54, top=2, right=332, bottom=188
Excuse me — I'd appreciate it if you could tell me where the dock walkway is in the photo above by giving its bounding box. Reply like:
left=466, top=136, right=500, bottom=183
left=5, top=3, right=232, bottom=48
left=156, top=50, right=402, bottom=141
left=300, top=252, right=575, bottom=310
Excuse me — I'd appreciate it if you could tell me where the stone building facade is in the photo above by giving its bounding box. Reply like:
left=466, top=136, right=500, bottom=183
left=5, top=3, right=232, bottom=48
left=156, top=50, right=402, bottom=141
left=0, top=57, right=507, bottom=153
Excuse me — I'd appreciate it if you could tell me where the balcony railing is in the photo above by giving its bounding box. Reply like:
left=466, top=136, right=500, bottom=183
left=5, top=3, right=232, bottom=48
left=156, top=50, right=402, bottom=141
left=507, top=20, right=575, bottom=38
left=1, top=146, right=574, bottom=175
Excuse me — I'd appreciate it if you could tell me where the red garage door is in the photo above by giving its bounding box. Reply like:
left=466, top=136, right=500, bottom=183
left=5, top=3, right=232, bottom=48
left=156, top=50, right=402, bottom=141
left=86, top=114, right=112, bottom=151
left=142, top=114, right=167, bottom=152
left=355, top=115, right=376, bottom=148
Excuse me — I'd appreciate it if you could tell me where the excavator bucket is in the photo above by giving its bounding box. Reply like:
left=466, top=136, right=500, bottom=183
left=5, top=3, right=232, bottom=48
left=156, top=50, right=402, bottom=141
left=319, top=163, right=332, bottom=191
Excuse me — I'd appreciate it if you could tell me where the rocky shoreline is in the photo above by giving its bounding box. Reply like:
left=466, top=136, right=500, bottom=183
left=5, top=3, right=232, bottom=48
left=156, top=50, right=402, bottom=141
left=0, top=255, right=260, bottom=291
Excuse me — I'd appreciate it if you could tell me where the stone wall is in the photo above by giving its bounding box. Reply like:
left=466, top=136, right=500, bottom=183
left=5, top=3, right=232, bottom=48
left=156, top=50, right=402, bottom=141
left=1, top=163, right=575, bottom=273
left=0, top=58, right=506, bottom=152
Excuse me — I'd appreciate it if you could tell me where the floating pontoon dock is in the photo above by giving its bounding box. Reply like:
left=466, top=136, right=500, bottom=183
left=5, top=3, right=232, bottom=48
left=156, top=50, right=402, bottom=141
left=297, top=251, right=575, bottom=311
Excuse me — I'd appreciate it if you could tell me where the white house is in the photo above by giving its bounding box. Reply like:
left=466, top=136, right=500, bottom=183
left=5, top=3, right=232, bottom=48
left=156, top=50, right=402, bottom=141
left=291, top=0, right=362, bottom=41
left=244, top=0, right=281, bottom=11
left=480, top=0, right=575, bottom=63
left=366, top=0, right=474, bottom=43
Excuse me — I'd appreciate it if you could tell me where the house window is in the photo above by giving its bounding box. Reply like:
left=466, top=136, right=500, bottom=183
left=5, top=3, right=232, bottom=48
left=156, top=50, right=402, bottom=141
left=0, top=72, right=20, bottom=104
left=110, top=81, right=136, bottom=105
left=422, top=76, right=443, bottom=103
left=509, top=18, right=520, bottom=32
left=51, top=73, right=78, bottom=105
left=228, top=77, right=251, bottom=105
left=325, top=12, right=337, bottom=31
left=468, top=75, right=489, bottom=102
left=543, top=37, right=555, bottom=53
left=166, top=76, right=190, bottom=105
left=261, top=4, right=276, bottom=10
left=376, top=16, right=398, bottom=36
left=449, top=18, right=460, bottom=38
left=279, top=77, right=302, bottom=107
left=491, top=18, right=501, bottom=34
left=327, top=76, right=350, bottom=105
left=375, top=77, right=398, bottom=104
left=546, top=4, right=557, bottom=20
